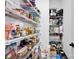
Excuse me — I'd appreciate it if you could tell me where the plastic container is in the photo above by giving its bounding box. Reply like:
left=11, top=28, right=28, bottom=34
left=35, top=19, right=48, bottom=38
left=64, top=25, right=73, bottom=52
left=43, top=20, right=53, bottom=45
left=56, top=54, right=62, bottom=59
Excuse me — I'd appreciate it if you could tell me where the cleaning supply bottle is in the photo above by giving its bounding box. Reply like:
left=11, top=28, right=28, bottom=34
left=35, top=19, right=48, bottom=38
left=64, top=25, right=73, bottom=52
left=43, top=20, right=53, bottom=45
left=56, top=54, right=62, bottom=59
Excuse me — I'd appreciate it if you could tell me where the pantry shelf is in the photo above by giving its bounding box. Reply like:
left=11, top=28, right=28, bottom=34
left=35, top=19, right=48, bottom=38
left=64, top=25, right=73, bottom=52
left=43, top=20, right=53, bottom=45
left=6, top=0, right=40, bottom=17
left=18, top=42, right=40, bottom=59
left=5, top=33, right=37, bottom=45
left=6, top=0, right=22, bottom=9
left=49, top=33, right=63, bottom=35
left=6, top=9, right=39, bottom=25
left=15, top=12, right=39, bottom=25
left=6, top=0, right=40, bottom=25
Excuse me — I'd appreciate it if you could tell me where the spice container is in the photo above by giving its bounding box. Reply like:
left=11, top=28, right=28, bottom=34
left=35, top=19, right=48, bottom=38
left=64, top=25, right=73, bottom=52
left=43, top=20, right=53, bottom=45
left=16, top=25, right=21, bottom=37
left=28, top=40, right=33, bottom=51
left=24, top=26, right=34, bottom=35
left=30, top=35, right=37, bottom=42
left=29, top=14, right=33, bottom=20
left=17, top=46, right=28, bottom=57
left=21, top=30, right=27, bottom=36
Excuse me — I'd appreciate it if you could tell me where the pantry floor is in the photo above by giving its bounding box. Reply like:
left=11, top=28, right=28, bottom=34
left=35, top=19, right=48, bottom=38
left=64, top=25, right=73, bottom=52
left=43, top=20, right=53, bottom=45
left=50, top=56, right=56, bottom=59
left=42, top=56, right=56, bottom=59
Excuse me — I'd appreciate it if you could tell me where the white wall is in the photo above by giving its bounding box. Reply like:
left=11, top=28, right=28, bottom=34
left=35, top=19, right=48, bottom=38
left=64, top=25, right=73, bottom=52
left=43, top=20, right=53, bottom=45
left=63, top=0, right=74, bottom=59
left=36, top=0, right=50, bottom=59
left=49, top=0, right=63, bottom=9
left=5, top=16, right=37, bottom=28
